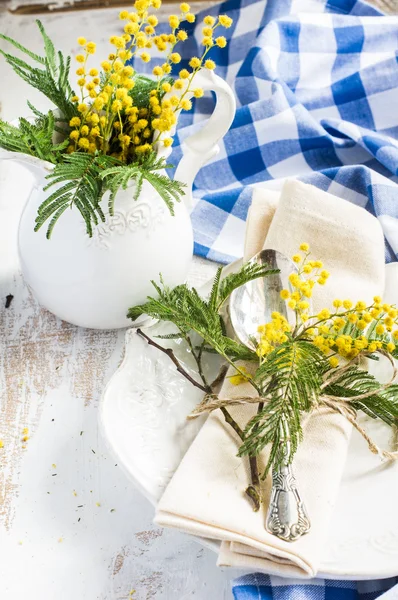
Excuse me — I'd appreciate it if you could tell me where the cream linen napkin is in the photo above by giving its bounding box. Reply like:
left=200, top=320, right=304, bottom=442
left=154, top=180, right=385, bottom=577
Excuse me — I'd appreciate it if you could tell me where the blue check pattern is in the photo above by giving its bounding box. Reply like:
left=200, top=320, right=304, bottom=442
left=132, top=0, right=398, bottom=264
left=232, top=574, right=398, bottom=600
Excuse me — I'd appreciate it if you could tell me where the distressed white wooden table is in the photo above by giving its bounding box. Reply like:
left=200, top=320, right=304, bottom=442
left=0, top=6, right=231, bottom=599
left=0, top=0, right=395, bottom=597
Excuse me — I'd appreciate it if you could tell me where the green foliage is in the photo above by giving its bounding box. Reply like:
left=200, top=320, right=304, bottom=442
left=0, top=111, right=68, bottom=162
left=101, top=153, right=185, bottom=216
left=36, top=153, right=117, bottom=238
left=239, top=341, right=329, bottom=476
left=0, top=20, right=76, bottom=121
left=35, top=151, right=185, bottom=237
left=128, top=262, right=279, bottom=363
left=323, top=366, right=398, bottom=427
left=218, top=263, right=280, bottom=310
left=130, top=266, right=398, bottom=478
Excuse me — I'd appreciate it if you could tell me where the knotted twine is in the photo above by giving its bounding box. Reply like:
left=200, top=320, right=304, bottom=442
left=188, top=353, right=398, bottom=462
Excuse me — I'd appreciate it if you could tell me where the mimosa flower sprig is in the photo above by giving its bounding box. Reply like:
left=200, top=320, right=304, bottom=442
left=0, top=5, right=232, bottom=237
left=129, top=246, right=398, bottom=512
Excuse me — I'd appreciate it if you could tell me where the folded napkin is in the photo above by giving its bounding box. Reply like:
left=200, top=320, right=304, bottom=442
left=155, top=179, right=386, bottom=577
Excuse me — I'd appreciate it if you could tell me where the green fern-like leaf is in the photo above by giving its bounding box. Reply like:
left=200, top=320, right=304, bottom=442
left=35, top=153, right=118, bottom=238
left=127, top=263, right=278, bottom=364
left=324, top=366, right=398, bottom=427
left=0, top=111, right=68, bottom=162
left=101, top=152, right=186, bottom=216
left=217, top=262, right=280, bottom=311
left=0, top=20, right=76, bottom=120
left=238, top=341, right=329, bottom=476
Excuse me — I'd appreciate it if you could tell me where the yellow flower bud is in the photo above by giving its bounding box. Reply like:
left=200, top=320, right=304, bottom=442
left=179, top=68, right=190, bottom=79
left=77, top=37, right=87, bottom=46
left=298, top=301, right=309, bottom=310
left=280, top=290, right=290, bottom=300
left=111, top=100, right=123, bottom=113
left=141, top=52, right=151, bottom=63
left=204, top=59, right=216, bottom=70
left=181, top=98, right=192, bottom=111
left=186, top=13, right=195, bottom=23
left=78, top=137, right=90, bottom=149
left=170, top=52, right=181, bottom=64
left=163, top=137, right=173, bottom=147
left=76, top=54, right=85, bottom=63
left=180, top=2, right=190, bottom=12
left=148, top=15, right=158, bottom=26
left=152, top=66, right=163, bottom=77
left=343, top=300, right=353, bottom=310
left=329, top=356, right=339, bottom=368
left=86, top=42, right=96, bottom=54
left=204, top=15, right=215, bottom=25
left=169, top=15, right=180, bottom=28
left=125, top=22, right=140, bottom=34
left=69, top=117, right=81, bottom=127
left=292, top=254, right=301, bottom=263
left=177, top=30, right=188, bottom=41
left=317, top=309, right=330, bottom=320
left=119, top=10, right=129, bottom=19
left=216, top=36, right=227, bottom=48
left=219, top=14, right=233, bottom=27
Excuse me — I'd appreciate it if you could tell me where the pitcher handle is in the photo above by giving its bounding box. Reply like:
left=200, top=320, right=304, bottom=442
left=165, top=69, right=236, bottom=211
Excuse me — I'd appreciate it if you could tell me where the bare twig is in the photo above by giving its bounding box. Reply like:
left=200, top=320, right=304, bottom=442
left=138, top=328, right=262, bottom=511
left=137, top=329, right=207, bottom=393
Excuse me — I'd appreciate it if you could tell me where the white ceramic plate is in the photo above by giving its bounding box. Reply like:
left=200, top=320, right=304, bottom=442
left=100, top=262, right=398, bottom=580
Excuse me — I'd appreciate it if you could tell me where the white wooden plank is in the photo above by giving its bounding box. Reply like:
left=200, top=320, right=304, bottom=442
left=0, top=7, right=231, bottom=598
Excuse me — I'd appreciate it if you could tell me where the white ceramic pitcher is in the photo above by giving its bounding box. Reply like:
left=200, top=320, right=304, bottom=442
left=0, top=70, right=235, bottom=329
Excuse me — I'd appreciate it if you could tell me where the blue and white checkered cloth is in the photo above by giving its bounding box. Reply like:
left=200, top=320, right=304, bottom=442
left=231, top=574, right=398, bottom=600
left=133, top=0, right=398, bottom=264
